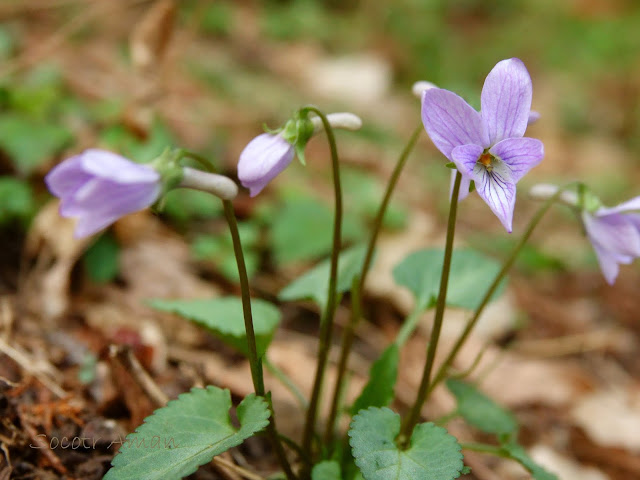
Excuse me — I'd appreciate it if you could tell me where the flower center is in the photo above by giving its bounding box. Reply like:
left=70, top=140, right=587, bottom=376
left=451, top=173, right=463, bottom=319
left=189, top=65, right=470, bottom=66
left=477, top=152, right=495, bottom=172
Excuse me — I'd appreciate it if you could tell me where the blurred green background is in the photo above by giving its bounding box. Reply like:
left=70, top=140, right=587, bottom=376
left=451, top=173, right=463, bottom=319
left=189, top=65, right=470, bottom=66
left=0, top=0, right=639, bottom=283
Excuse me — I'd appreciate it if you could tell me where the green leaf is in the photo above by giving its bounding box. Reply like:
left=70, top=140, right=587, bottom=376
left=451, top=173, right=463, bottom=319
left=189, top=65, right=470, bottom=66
left=446, top=379, right=518, bottom=436
left=83, top=233, right=120, bottom=283
left=192, top=222, right=260, bottom=282
left=350, top=344, right=398, bottom=415
left=349, top=407, right=465, bottom=480
left=392, top=248, right=506, bottom=311
left=0, top=177, right=34, bottom=225
left=0, top=114, right=72, bottom=175
left=270, top=196, right=365, bottom=264
left=104, top=386, right=270, bottom=480
left=162, top=189, right=223, bottom=224
left=501, top=442, right=558, bottom=480
left=279, top=244, right=369, bottom=308
left=312, top=460, right=342, bottom=480
left=149, top=297, right=280, bottom=358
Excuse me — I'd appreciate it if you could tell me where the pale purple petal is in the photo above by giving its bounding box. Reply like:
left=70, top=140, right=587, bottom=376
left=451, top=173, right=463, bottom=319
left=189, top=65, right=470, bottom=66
left=590, top=241, right=630, bottom=285
left=597, top=195, right=640, bottom=216
left=238, top=133, right=295, bottom=197
left=45, top=149, right=162, bottom=238
left=527, top=111, right=540, bottom=125
left=583, top=212, right=640, bottom=258
left=80, top=149, right=160, bottom=183
left=472, top=163, right=516, bottom=232
left=45, top=155, right=92, bottom=197
left=481, top=58, right=532, bottom=145
left=422, top=88, right=488, bottom=159
left=451, top=144, right=483, bottom=179
left=450, top=170, right=471, bottom=201
left=71, top=181, right=161, bottom=238
left=489, top=137, right=544, bottom=183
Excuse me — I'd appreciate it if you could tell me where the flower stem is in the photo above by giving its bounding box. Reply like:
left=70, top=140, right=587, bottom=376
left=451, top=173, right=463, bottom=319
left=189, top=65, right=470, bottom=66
left=300, top=107, right=343, bottom=461
left=426, top=186, right=569, bottom=394
left=400, top=171, right=462, bottom=443
left=223, top=200, right=296, bottom=480
left=323, top=124, right=423, bottom=444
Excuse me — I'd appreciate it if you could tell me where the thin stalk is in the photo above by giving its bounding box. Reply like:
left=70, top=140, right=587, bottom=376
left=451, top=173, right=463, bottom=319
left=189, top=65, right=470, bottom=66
left=323, top=124, right=423, bottom=444
left=301, top=107, right=343, bottom=461
left=460, top=442, right=509, bottom=458
left=400, top=171, right=462, bottom=442
left=427, top=186, right=569, bottom=394
left=264, top=356, right=308, bottom=410
left=223, top=201, right=296, bottom=480
left=323, top=276, right=361, bottom=448
left=394, top=306, right=425, bottom=348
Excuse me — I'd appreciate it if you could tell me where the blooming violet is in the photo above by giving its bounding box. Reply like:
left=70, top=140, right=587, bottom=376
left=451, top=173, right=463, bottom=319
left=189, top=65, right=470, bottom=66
left=422, top=58, right=544, bottom=232
left=582, top=197, right=640, bottom=284
left=45, top=149, right=162, bottom=238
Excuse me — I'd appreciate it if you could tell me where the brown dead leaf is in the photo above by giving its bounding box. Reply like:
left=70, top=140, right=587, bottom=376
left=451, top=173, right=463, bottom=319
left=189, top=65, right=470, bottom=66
left=23, top=201, right=91, bottom=320
left=130, top=0, right=176, bottom=73
left=571, top=387, right=640, bottom=452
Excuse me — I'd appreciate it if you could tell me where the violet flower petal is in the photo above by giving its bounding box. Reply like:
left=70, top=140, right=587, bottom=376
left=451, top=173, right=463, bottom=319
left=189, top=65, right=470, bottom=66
left=472, top=160, right=516, bottom=232
left=421, top=88, right=488, bottom=159
left=597, top=195, right=640, bottom=216
left=527, top=111, right=540, bottom=125
left=449, top=170, right=471, bottom=201
left=72, top=181, right=162, bottom=238
left=44, top=154, right=92, bottom=198
left=489, top=137, right=544, bottom=183
left=451, top=144, right=483, bottom=179
left=583, top=212, right=640, bottom=258
left=590, top=241, right=632, bottom=285
left=481, top=58, right=532, bottom=145
left=238, top=133, right=295, bottom=197
left=80, top=149, right=160, bottom=183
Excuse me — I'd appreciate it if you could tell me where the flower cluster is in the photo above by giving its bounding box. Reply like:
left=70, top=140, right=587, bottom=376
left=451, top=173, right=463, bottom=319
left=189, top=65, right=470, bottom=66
left=421, top=58, right=544, bottom=232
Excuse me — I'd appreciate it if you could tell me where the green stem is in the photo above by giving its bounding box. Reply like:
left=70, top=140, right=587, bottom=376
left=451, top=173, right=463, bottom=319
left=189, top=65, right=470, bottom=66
left=178, top=148, right=217, bottom=172
left=400, top=171, right=462, bottom=442
left=394, top=306, right=425, bottom=348
left=323, top=124, right=423, bottom=445
left=264, top=356, right=308, bottom=410
left=323, top=276, right=361, bottom=448
left=223, top=201, right=296, bottom=480
left=461, top=442, right=509, bottom=458
left=301, top=107, right=343, bottom=461
left=427, top=185, right=571, bottom=394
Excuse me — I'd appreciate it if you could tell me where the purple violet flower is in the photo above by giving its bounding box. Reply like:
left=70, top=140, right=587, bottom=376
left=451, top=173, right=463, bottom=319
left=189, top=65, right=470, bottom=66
left=45, top=149, right=162, bottom=238
left=422, top=58, right=544, bottom=232
left=237, top=133, right=295, bottom=197
left=582, top=196, right=640, bottom=284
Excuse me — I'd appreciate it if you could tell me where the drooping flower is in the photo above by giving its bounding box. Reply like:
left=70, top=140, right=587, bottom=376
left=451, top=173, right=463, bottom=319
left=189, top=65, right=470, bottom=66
left=45, top=149, right=162, bottom=238
left=237, top=111, right=362, bottom=197
left=422, top=58, right=544, bottom=232
left=238, top=132, right=295, bottom=197
left=582, top=196, right=640, bottom=284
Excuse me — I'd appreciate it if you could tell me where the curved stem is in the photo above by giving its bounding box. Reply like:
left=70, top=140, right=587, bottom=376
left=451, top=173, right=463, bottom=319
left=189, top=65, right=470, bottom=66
left=400, top=171, right=462, bottom=442
left=178, top=149, right=218, bottom=173
left=323, top=124, right=423, bottom=444
left=300, top=107, right=343, bottom=461
left=426, top=185, right=571, bottom=394
left=223, top=201, right=296, bottom=480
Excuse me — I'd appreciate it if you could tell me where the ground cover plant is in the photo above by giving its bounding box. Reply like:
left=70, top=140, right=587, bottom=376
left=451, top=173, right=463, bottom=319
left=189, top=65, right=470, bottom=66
left=1, top=1, right=640, bottom=480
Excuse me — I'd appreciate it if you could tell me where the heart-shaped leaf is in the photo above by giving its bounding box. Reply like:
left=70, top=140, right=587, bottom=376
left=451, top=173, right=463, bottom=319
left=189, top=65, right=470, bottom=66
left=393, top=248, right=506, bottom=311
left=349, top=407, right=464, bottom=480
left=446, top=379, right=518, bottom=436
left=279, top=244, right=369, bottom=309
left=104, top=386, right=270, bottom=480
left=350, top=344, right=398, bottom=415
left=150, top=297, right=280, bottom=358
